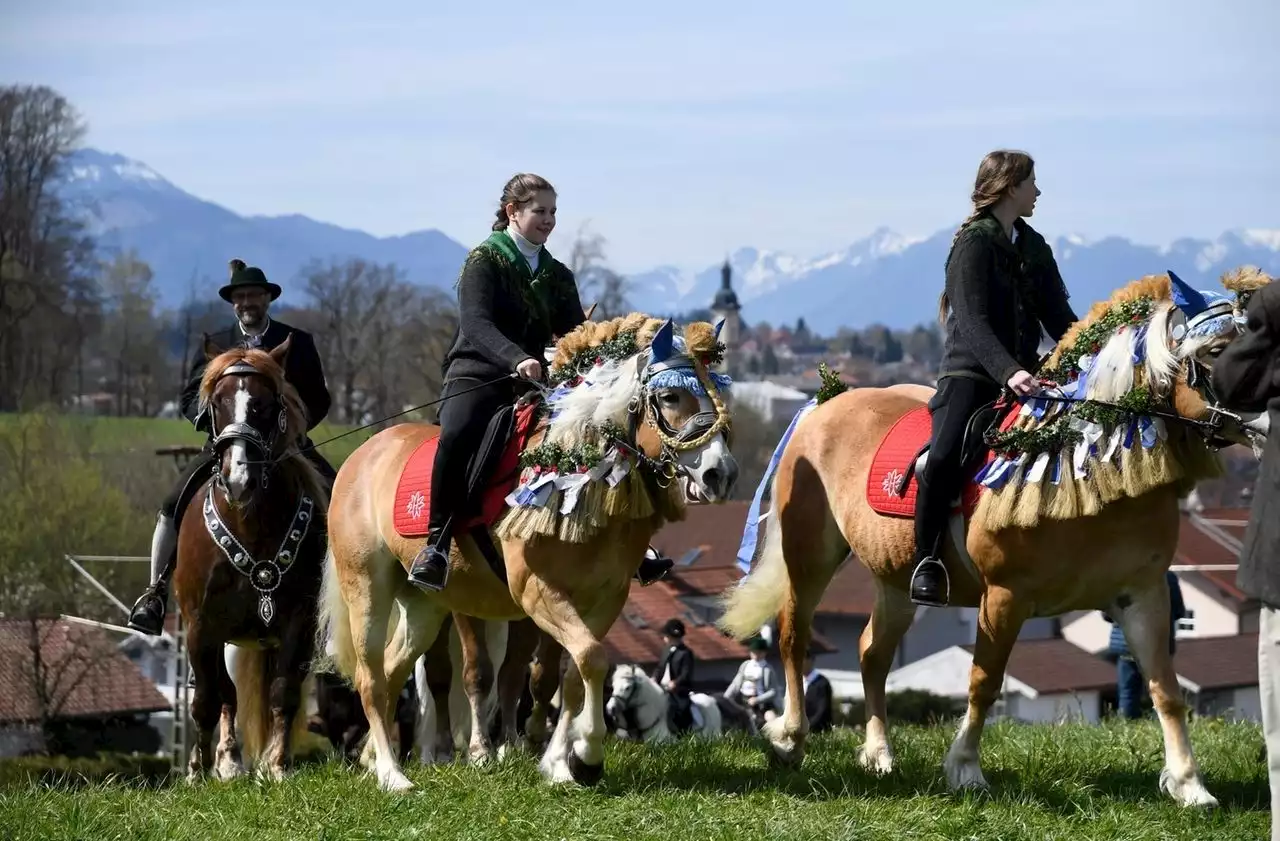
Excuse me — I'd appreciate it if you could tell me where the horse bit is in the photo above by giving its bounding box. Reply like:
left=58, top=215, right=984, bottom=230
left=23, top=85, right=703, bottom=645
left=203, top=360, right=315, bottom=626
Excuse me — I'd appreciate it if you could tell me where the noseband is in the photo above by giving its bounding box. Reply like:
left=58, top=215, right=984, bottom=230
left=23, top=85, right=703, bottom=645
left=208, top=360, right=289, bottom=489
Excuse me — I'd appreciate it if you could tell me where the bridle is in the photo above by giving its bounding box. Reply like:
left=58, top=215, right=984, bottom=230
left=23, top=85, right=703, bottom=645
left=207, top=360, right=289, bottom=493
left=608, top=667, right=663, bottom=740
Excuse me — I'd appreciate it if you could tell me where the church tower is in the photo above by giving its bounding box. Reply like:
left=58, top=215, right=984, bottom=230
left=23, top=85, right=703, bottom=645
left=709, top=258, right=742, bottom=374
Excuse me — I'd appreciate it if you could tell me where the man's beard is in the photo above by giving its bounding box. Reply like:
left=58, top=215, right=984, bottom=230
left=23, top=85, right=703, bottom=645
left=238, top=309, right=265, bottom=329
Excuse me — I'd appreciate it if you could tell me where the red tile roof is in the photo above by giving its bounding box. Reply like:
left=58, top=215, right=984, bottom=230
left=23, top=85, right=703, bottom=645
left=605, top=577, right=836, bottom=668
left=964, top=638, right=1119, bottom=695
left=1174, top=634, right=1258, bottom=691
left=1175, top=509, right=1251, bottom=606
left=651, top=502, right=879, bottom=618
left=0, top=618, right=170, bottom=724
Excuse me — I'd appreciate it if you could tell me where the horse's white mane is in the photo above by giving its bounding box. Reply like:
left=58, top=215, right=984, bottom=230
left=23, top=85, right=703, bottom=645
left=542, top=354, right=645, bottom=447
left=1079, top=300, right=1226, bottom=403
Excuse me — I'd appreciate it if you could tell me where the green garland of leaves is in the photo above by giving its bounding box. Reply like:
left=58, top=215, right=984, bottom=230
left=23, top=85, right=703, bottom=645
left=987, top=415, right=1083, bottom=458
left=815, top=362, right=850, bottom=404
left=1040, top=297, right=1155, bottom=382
left=548, top=331, right=642, bottom=386
left=517, top=420, right=631, bottom=474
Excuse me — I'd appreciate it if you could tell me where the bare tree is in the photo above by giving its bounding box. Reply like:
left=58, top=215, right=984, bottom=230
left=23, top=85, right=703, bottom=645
left=565, top=220, right=631, bottom=319
left=94, top=251, right=163, bottom=415
left=0, top=84, right=98, bottom=411
left=8, top=616, right=116, bottom=754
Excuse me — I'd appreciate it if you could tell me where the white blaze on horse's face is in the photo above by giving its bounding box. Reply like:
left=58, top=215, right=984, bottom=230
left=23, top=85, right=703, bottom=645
left=224, top=381, right=254, bottom=503
left=678, top=393, right=738, bottom=503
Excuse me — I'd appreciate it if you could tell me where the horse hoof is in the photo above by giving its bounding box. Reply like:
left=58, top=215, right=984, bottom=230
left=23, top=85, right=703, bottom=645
left=858, top=746, right=894, bottom=776
left=944, top=757, right=988, bottom=792
left=215, top=757, right=246, bottom=782
left=567, top=752, right=604, bottom=786
left=376, top=767, right=415, bottom=793
left=1160, top=768, right=1219, bottom=808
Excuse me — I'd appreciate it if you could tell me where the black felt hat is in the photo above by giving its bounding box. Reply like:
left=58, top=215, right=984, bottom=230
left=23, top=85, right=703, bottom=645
left=747, top=636, right=769, bottom=653
left=219, top=258, right=281, bottom=303
left=662, top=618, right=686, bottom=638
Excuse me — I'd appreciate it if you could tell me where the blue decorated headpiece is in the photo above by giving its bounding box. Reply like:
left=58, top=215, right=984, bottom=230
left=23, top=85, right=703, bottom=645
left=1168, top=269, right=1236, bottom=340
left=643, top=318, right=733, bottom=397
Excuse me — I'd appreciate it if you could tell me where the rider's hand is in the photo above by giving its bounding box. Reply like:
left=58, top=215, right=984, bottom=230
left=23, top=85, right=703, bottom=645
left=515, top=358, right=543, bottom=381
left=746, top=697, right=757, bottom=707
left=1006, top=369, right=1039, bottom=397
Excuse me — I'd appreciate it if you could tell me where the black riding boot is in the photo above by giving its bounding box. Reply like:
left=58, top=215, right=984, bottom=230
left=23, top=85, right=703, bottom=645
left=408, top=521, right=452, bottom=592
left=127, top=580, right=169, bottom=636
left=910, top=556, right=950, bottom=607
left=635, top=547, right=674, bottom=586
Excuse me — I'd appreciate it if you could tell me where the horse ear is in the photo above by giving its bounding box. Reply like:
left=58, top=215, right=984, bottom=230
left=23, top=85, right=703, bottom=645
left=269, top=333, right=293, bottom=367
left=649, top=319, right=674, bottom=365
left=1168, top=269, right=1208, bottom=318
left=713, top=317, right=726, bottom=340
left=203, top=333, right=224, bottom=361
left=584, top=302, right=598, bottom=321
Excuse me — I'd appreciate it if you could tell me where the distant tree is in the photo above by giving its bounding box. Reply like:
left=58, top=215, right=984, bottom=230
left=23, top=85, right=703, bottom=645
left=862, top=324, right=903, bottom=364
left=95, top=251, right=164, bottom=416
left=0, top=84, right=99, bottom=410
left=567, top=221, right=631, bottom=319
left=761, top=343, right=780, bottom=375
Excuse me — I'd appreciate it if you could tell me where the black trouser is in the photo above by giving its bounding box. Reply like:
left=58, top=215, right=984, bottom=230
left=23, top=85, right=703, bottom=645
left=668, top=690, right=693, bottom=731
left=913, top=376, right=1001, bottom=561
left=429, top=377, right=516, bottom=534
left=160, top=443, right=337, bottom=522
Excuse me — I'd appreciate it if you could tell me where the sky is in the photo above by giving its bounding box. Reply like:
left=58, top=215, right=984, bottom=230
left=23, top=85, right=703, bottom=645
left=2, top=0, right=1278, bottom=274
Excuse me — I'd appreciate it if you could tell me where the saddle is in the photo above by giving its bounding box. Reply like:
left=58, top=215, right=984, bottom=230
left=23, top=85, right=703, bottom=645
left=865, top=399, right=1013, bottom=519
left=393, top=399, right=542, bottom=580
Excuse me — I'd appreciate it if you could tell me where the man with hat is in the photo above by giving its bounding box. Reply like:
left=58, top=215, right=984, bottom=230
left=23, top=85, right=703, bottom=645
left=722, top=636, right=778, bottom=734
left=653, top=618, right=695, bottom=734
left=126, top=258, right=336, bottom=636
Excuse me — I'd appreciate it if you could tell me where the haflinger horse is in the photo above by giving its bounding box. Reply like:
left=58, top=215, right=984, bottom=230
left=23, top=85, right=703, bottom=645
left=719, top=269, right=1270, bottom=806
left=174, top=335, right=329, bottom=781
left=317, top=313, right=739, bottom=791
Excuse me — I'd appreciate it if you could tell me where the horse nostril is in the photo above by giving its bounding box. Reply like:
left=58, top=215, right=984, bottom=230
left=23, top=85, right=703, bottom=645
left=704, top=468, right=722, bottom=495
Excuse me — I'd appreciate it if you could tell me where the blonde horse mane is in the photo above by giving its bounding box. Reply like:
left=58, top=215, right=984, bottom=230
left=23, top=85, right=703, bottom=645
left=972, top=273, right=1225, bottom=533
left=198, top=347, right=329, bottom=509
left=494, top=314, right=725, bottom=545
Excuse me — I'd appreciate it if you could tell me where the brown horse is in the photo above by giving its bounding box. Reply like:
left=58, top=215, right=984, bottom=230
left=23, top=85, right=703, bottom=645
left=173, top=336, right=329, bottom=781
left=318, top=313, right=739, bottom=791
left=718, top=270, right=1269, bottom=806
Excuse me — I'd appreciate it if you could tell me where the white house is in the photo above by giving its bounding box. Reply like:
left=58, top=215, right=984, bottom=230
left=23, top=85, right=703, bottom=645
left=1174, top=633, right=1261, bottom=722
left=730, top=380, right=812, bottom=424
left=878, top=638, right=1119, bottom=723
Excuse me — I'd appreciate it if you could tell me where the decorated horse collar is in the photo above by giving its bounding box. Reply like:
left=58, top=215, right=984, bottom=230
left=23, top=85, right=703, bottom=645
left=203, top=490, right=314, bottom=626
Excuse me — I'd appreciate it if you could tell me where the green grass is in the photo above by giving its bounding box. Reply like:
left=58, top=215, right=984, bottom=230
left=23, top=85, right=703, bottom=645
left=0, top=412, right=373, bottom=468
left=1, top=720, right=1269, bottom=840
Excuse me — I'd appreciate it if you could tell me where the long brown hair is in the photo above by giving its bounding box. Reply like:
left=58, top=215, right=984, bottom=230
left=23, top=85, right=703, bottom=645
left=937, top=150, right=1036, bottom=325
left=492, top=173, right=556, bottom=231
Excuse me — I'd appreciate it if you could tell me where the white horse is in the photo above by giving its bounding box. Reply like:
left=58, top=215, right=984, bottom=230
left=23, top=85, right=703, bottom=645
left=605, top=664, right=723, bottom=743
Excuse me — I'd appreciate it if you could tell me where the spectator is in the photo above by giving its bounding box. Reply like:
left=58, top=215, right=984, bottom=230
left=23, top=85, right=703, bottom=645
left=723, top=636, right=778, bottom=733
left=1211, top=275, right=1280, bottom=841
left=653, top=618, right=695, bottom=734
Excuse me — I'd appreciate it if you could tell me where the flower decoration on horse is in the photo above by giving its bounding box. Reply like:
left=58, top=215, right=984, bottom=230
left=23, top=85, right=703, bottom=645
left=496, top=314, right=734, bottom=544
left=972, top=268, right=1265, bottom=533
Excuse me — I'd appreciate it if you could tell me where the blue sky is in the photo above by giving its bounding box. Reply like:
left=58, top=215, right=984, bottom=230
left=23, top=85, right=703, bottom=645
left=2, top=0, right=1277, bottom=273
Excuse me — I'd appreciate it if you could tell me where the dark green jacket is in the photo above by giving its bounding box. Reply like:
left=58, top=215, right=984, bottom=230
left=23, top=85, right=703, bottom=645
left=938, top=214, right=1078, bottom=386
left=444, top=231, right=586, bottom=382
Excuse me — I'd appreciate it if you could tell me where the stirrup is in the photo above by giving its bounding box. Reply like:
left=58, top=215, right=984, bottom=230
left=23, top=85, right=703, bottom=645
left=909, top=556, right=950, bottom=607
left=408, top=542, right=450, bottom=592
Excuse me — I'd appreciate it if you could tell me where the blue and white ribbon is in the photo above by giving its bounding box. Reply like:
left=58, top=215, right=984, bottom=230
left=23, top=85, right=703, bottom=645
left=735, top=398, right=817, bottom=576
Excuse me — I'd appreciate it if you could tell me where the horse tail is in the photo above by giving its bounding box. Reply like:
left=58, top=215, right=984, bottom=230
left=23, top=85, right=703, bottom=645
left=717, top=481, right=789, bottom=640
left=233, top=647, right=313, bottom=763
left=316, top=545, right=356, bottom=679
left=233, top=646, right=271, bottom=761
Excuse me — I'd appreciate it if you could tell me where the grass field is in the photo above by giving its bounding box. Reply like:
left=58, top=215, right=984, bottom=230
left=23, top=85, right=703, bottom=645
left=1, top=720, right=1269, bottom=840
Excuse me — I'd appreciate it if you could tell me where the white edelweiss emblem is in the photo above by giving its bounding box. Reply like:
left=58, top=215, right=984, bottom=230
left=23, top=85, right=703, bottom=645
left=406, top=490, right=426, bottom=519
left=882, top=469, right=903, bottom=496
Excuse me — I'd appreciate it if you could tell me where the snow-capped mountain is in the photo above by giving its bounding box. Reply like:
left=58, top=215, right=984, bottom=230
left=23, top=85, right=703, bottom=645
left=59, top=148, right=1280, bottom=330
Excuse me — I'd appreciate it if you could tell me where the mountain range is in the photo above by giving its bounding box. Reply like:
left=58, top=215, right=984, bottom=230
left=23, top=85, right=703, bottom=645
left=61, top=149, right=1280, bottom=334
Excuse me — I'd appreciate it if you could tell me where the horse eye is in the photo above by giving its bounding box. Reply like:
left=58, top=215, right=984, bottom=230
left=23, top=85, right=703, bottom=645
left=659, top=391, right=681, bottom=406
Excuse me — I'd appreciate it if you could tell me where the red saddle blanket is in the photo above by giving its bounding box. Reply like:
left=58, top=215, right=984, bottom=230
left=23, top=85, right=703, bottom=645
left=865, top=405, right=1016, bottom=519
left=393, top=402, right=541, bottom=539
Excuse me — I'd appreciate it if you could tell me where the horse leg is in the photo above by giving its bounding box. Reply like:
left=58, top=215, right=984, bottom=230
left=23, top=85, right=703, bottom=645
left=944, top=585, right=1029, bottom=791
left=522, top=583, right=621, bottom=786
left=381, top=588, right=449, bottom=766
left=858, top=579, right=917, bottom=775
left=496, top=618, right=539, bottom=761
left=186, top=632, right=221, bottom=783
left=213, top=646, right=245, bottom=781
left=415, top=617, right=455, bottom=765
left=346, top=550, right=417, bottom=792
left=1115, top=579, right=1218, bottom=807
left=526, top=632, right=564, bottom=751
left=452, top=615, right=507, bottom=766
left=262, top=619, right=318, bottom=781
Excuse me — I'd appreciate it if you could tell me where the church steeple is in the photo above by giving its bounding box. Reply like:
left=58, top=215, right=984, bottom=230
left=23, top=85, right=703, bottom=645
left=709, top=256, right=742, bottom=375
